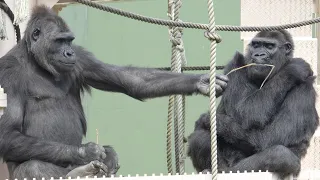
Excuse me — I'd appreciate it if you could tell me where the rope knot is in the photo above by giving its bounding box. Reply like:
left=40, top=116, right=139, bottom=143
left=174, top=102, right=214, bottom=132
left=169, top=35, right=181, bottom=46
left=204, top=31, right=222, bottom=43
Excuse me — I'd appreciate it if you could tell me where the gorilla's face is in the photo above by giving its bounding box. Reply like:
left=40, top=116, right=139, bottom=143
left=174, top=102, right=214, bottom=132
left=244, top=32, right=293, bottom=82
left=26, top=13, right=76, bottom=77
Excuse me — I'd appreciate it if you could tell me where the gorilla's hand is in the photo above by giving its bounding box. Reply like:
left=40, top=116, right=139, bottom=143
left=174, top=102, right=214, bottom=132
left=78, top=142, right=106, bottom=164
left=197, top=74, right=228, bottom=97
left=216, top=74, right=229, bottom=97
left=102, top=145, right=120, bottom=176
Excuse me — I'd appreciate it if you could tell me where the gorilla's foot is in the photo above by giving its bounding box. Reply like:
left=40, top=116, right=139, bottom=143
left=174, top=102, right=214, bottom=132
left=201, top=169, right=211, bottom=174
left=66, top=160, right=110, bottom=178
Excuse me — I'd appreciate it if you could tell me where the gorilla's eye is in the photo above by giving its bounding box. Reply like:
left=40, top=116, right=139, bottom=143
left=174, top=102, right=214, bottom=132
left=32, top=28, right=41, bottom=40
left=265, top=43, right=275, bottom=50
left=251, top=42, right=260, bottom=48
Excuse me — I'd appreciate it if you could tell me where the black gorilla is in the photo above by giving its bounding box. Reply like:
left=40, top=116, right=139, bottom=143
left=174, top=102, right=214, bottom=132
left=187, top=30, right=319, bottom=178
left=0, top=6, right=228, bottom=180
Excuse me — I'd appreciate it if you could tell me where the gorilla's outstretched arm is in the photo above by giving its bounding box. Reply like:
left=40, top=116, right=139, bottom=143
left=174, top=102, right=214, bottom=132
left=74, top=45, right=228, bottom=100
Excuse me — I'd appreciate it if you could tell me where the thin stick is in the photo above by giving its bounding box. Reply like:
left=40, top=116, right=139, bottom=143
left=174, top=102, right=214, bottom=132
left=226, top=63, right=257, bottom=76
left=96, top=129, right=99, bottom=144
left=226, top=63, right=275, bottom=89
left=259, top=64, right=274, bottom=89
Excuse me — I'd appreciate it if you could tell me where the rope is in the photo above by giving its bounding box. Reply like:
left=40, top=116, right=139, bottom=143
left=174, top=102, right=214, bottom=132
left=166, top=96, right=174, bottom=174
left=0, top=1, right=21, bottom=42
left=167, top=0, right=186, bottom=174
left=156, top=65, right=224, bottom=71
left=75, top=0, right=320, bottom=32
left=166, top=0, right=174, bottom=174
left=206, top=0, right=218, bottom=179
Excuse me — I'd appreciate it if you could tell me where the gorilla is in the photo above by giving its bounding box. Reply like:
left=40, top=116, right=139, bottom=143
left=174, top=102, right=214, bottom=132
left=187, top=30, right=319, bottom=178
left=0, top=6, right=228, bottom=180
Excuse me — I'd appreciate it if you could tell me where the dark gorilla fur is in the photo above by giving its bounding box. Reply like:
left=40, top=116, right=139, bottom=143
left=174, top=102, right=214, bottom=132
left=0, top=6, right=226, bottom=180
left=187, top=30, right=319, bottom=178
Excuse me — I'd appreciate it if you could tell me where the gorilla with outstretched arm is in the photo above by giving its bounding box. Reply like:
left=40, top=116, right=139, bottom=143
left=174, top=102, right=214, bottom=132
left=0, top=6, right=228, bottom=179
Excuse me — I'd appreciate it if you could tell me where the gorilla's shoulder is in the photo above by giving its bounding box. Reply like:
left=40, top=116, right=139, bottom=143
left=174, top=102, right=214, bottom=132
left=0, top=55, right=26, bottom=90
left=287, top=58, right=313, bottom=73
left=223, top=51, right=245, bottom=75
left=289, top=58, right=311, bottom=66
left=286, top=58, right=315, bottom=84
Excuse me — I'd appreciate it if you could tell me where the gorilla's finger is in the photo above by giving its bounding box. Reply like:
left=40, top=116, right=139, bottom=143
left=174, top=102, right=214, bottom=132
left=99, top=164, right=109, bottom=175
left=215, top=85, right=223, bottom=93
left=216, top=74, right=229, bottom=82
left=98, top=145, right=107, bottom=159
left=101, top=152, right=107, bottom=160
left=201, top=74, right=210, bottom=83
left=98, top=145, right=105, bottom=152
left=92, top=161, right=109, bottom=174
left=216, top=79, right=228, bottom=89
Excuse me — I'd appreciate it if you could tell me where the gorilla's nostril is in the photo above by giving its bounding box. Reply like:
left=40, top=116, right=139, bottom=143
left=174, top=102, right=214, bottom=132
left=64, top=50, right=74, bottom=58
left=255, top=53, right=266, bottom=57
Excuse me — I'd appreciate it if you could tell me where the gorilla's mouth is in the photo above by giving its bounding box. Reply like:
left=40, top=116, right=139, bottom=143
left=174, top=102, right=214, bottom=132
left=58, top=60, right=75, bottom=65
left=251, top=57, right=271, bottom=64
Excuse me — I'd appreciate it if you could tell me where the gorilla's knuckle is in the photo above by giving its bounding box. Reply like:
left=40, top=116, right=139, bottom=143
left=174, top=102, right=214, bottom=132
left=91, top=160, right=100, bottom=164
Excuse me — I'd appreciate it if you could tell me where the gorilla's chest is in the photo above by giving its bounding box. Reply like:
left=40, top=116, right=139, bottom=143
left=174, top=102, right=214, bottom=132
left=22, top=75, right=85, bottom=145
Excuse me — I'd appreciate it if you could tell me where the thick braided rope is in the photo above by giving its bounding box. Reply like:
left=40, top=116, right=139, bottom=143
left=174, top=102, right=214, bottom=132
left=166, top=0, right=174, bottom=174
left=75, top=0, right=320, bottom=31
left=156, top=65, right=224, bottom=71
left=206, top=0, right=218, bottom=179
left=169, top=0, right=186, bottom=174
left=166, top=95, right=174, bottom=174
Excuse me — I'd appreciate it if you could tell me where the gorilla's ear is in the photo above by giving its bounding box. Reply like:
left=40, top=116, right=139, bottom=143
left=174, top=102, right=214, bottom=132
left=284, top=42, right=293, bottom=55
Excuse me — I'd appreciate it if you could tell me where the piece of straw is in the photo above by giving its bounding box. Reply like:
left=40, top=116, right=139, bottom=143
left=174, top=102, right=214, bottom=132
left=96, top=129, right=99, bottom=144
left=226, top=63, right=275, bottom=89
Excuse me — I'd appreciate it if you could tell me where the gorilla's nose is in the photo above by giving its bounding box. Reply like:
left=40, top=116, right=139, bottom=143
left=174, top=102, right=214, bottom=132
left=252, top=52, right=267, bottom=62
left=254, top=52, right=267, bottom=57
left=64, top=50, right=75, bottom=58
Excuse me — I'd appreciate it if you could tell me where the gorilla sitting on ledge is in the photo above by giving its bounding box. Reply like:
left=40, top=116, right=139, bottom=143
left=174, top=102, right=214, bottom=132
left=0, top=6, right=229, bottom=180
left=187, top=30, right=319, bottom=178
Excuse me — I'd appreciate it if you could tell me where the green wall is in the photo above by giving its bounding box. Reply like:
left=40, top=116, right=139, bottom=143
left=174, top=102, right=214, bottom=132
left=60, top=0, right=242, bottom=175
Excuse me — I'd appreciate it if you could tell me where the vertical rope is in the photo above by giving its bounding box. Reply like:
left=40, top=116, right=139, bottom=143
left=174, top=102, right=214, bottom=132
left=166, top=95, right=174, bottom=174
left=166, top=0, right=175, bottom=174
left=167, top=0, right=186, bottom=174
left=205, top=0, right=221, bottom=179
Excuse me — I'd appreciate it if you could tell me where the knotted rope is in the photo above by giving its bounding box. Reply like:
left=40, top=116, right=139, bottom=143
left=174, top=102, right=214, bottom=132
left=167, top=0, right=187, bottom=174
left=206, top=0, right=220, bottom=179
